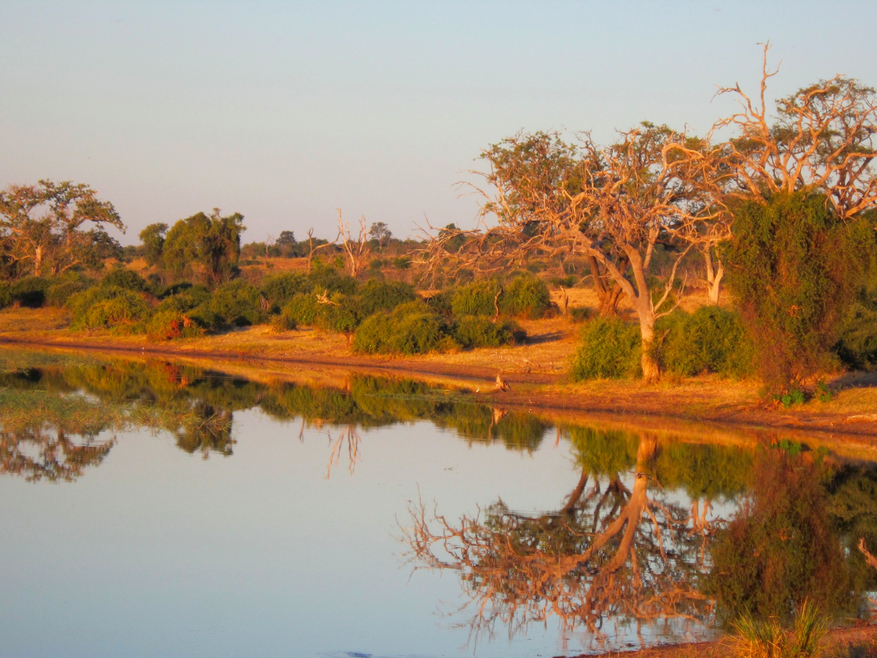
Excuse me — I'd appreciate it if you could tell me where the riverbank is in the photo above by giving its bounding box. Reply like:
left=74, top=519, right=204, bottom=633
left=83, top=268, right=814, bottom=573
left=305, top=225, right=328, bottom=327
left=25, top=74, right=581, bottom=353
left=2, top=306, right=876, bottom=441
left=577, top=623, right=877, bottom=658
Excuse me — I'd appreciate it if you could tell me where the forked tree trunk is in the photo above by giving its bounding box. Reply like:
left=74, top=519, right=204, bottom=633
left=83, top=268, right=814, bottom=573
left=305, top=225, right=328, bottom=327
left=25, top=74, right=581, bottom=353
left=588, top=255, right=625, bottom=317
left=703, top=247, right=724, bottom=306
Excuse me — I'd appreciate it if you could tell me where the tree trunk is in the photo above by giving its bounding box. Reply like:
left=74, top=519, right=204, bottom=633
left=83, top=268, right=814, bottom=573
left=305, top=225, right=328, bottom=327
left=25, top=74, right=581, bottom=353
left=638, top=312, right=660, bottom=383
left=588, top=255, right=625, bottom=317
left=33, top=244, right=43, bottom=276
left=704, top=247, right=724, bottom=306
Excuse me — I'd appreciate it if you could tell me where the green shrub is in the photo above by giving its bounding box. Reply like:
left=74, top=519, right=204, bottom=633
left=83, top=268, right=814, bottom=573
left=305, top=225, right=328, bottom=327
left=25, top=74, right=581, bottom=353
left=269, top=308, right=298, bottom=332
left=451, top=315, right=524, bottom=349
left=425, top=289, right=453, bottom=317
left=0, top=282, right=11, bottom=309
left=283, top=293, right=321, bottom=326
left=834, top=284, right=877, bottom=371
left=354, top=301, right=454, bottom=355
left=392, top=256, right=411, bottom=270
left=308, top=264, right=358, bottom=295
left=45, top=279, right=92, bottom=307
left=101, top=268, right=148, bottom=292
left=356, top=279, right=418, bottom=316
left=313, top=293, right=361, bottom=335
left=155, top=285, right=212, bottom=314
left=208, top=280, right=265, bottom=327
left=77, top=290, right=151, bottom=331
left=146, top=310, right=205, bottom=341
left=661, top=307, right=754, bottom=378
left=571, top=317, right=641, bottom=380
left=451, top=279, right=502, bottom=317
left=260, top=272, right=311, bottom=308
left=724, top=192, right=874, bottom=392
left=499, top=274, right=552, bottom=318
left=10, top=277, right=51, bottom=308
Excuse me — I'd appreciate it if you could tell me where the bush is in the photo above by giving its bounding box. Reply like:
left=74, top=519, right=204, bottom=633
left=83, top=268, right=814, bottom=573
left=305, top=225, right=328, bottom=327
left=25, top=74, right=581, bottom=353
left=308, top=264, right=358, bottom=295
left=0, top=282, right=11, bottom=309
left=724, top=192, right=874, bottom=392
left=101, top=268, right=148, bottom=292
left=451, top=315, right=524, bottom=349
left=260, top=272, right=311, bottom=308
left=45, top=278, right=92, bottom=307
left=269, top=308, right=298, bottom=333
left=661, top=307, right=754, bottom=378
left=571, top=317, right=641, bottom=380
left=354, top=301, right=454, bottom=355
left=834, top=283, right=877, bottom=371
left=155, top=285, right=212, bottom=315
left=75, top=289, right=152, bottom=331
left=283, top=293, right=321, bottom=326
left=146, top=310, right=205, bottom=341
left=356, top=279, right=418, bottom=316
left=10, top=277, right=51, bottom=308
left=208, top=280, right=265, bottom=327
left=451, top=279, right=502, bottom=317
left=313, top=293, right=360, bottom=335
left=499, top=274, right=552, bottom=318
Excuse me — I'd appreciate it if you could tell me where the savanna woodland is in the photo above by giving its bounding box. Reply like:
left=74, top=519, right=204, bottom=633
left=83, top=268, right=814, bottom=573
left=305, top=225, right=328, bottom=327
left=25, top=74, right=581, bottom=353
left=2, top=47, right=877, bottom=401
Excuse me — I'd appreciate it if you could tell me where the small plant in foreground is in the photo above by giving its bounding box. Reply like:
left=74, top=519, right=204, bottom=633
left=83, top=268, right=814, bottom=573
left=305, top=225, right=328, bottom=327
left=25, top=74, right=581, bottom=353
left=727, top=600, right=829, bottom=658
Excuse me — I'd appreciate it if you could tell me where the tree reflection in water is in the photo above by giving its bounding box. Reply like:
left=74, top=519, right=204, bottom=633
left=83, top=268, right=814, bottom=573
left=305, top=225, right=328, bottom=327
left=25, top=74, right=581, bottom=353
left=0, top=427, right=114, bottom=482
left=404, top=431, right=719, bottom=646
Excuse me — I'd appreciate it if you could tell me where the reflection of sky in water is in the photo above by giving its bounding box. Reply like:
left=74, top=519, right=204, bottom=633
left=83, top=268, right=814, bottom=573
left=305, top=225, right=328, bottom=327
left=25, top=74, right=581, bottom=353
left=2, top=410, right=620, bottom=658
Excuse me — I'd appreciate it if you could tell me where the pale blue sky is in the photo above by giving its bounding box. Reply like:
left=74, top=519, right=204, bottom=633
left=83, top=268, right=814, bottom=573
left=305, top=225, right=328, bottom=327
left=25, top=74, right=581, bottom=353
left=2, top=1, right=876, bottom=245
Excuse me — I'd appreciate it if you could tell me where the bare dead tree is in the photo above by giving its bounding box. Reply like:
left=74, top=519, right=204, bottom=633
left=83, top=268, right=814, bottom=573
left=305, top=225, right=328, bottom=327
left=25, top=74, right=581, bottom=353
left=337, top=209, right=371, bottom=278
left=715, top=42, right=877, bottom=219
left=305, top=227, right=339, bottom=274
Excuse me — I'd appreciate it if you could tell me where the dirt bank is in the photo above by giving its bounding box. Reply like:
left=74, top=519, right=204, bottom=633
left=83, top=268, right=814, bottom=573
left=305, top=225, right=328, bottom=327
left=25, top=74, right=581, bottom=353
left=1, top=307, right=876, bottom=441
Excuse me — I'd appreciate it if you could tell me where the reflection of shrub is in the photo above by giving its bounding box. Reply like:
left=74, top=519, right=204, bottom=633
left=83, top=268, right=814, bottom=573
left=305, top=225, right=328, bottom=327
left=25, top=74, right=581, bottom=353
left=499, top=274, right=552, bottom=319
left=102, top=269, right=148, bottom=292
left=451, top=315, right=523, bottom=349
left=146, top=310, right=204, bottom=341
left=451, top=279, right=501, bottom=317
left=661, top=307, right=754, bottom=377
left=354, top=301, right=453, bottom=354
left=571, top=317, right=641, bottom=380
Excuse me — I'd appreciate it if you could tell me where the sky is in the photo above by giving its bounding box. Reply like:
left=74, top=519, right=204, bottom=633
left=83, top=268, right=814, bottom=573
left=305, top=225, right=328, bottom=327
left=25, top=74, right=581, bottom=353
left=2, top=0, right=877, bottom=246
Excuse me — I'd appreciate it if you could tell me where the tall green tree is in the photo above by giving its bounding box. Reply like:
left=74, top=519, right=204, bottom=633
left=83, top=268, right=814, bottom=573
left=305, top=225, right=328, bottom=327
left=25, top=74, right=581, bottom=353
left=139, top=223, right=168, bottom=267
left=162, top=209, right=245, bottom=285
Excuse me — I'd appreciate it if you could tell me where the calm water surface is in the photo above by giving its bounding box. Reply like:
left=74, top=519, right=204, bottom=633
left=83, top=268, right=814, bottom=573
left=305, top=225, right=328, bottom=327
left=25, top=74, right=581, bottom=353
left=1, top=350, right=875, bottom=658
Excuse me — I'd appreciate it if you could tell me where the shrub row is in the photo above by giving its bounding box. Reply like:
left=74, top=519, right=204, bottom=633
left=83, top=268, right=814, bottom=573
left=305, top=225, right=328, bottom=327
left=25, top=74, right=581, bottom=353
left=571, top=307, right=755, bottom=381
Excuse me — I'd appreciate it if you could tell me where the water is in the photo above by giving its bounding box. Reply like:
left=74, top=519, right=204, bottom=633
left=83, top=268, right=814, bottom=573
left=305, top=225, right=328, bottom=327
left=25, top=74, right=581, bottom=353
left=1, top=349, right=875, bottom=658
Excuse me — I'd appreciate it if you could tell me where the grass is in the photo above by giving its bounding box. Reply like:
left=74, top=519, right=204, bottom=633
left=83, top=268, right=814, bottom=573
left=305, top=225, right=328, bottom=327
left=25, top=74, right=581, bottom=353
left=726, top=601, right=829, bottom=658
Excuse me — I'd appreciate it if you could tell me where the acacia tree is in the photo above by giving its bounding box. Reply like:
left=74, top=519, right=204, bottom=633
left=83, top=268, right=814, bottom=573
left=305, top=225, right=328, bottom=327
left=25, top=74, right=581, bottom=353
left=162, top=209, right=245, bottom=285
left=425, top=125, right=727, bottom=381
left=0, top=180, right=124, bottom=278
